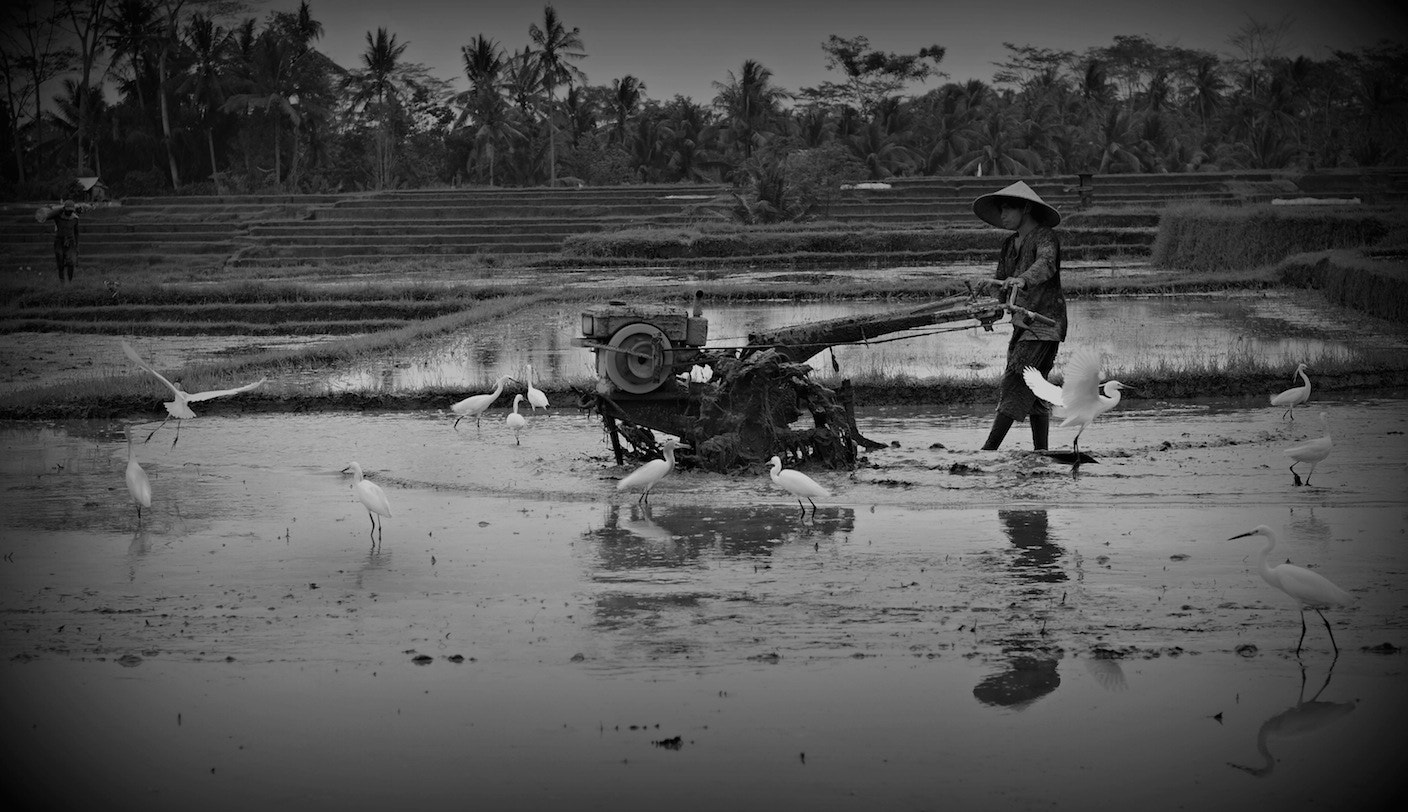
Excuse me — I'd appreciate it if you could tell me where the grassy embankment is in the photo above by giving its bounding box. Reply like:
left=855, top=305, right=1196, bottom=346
left=1, top=203, right=1405, bottom=418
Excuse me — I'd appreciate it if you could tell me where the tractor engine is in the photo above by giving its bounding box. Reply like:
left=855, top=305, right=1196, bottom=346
left=574, top=301, right=709, bottom=395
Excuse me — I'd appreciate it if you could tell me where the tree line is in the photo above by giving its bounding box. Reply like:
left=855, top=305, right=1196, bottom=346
left=2, top=1, right=1404, bottom=201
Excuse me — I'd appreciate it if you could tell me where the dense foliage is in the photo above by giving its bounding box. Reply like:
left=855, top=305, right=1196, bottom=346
left=3, top=3, right=1405, bottom=202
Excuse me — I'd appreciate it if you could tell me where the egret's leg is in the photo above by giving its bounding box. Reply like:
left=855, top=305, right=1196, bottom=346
left=367, top=510, right=376, bottom=541
left=170, top=420, right=181, bottom=448
left=1316, top=609, right=1338, bottom=655
left=453, top=416, right=463, bottom=431
left=1304, top=463, right=1316, bottom=486
left=795, top=499, right=806, bottom=519
left=1296, top=609, right=1308, bottom=656
left=144, top=416, right=170, bottom=443
left=1289, top=462, right=1302, bottom=487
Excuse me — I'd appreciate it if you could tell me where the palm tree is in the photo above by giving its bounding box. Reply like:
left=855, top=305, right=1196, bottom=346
left=1187, top=56, right=1225, bottom=136
left=712, top=59, right=789, bottom=166
left=343, top=27, right=410, bottom=189
left=848, top=119, right=917, bottom=179
left=528, top=5, right=586, bottom=185
left=104, top=0, right=157, bottom=114
left=454, top=34, right=504, bottom=124
left=467, top=89, right=522, bottom=186
left=221, top=31, right=300, bottom=188
left=955, top=104, right=1042, bottom=175
left=49, top=78, right=109, bottom=174
left=1089, top=105, right=1144, bottom=173
left=609, top=74, right=646, bottom=145
left=177, top=13, right=233, bottom=191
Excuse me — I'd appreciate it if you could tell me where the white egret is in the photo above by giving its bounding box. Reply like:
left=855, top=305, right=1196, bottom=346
left=343, top=462, right=392, bottom=544
left=767, top=455, right=830, bottom=517
left=1270, top=363, right=1311, bottom=420
left=1284, top=411, right=1332, bottom=486
left=616, top=438, right=682, bottom=503
left=506, top=394, right=527, bottom=444
left=451, top=374, right=514, bottom=430
left=1022, top=347, right=1130, bottom=461
left=122, top=340, right=267, bottom=447
left=525, top=364, right=549, bottom=412
left=1228, top=525, right=1354, bottom=655
left=124, top=426, right=152, bottom=524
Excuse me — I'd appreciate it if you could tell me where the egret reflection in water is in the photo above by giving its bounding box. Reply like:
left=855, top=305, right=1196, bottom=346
left=1229, top=661, right=1356, bottom=778
left=586, top=502, right=856, bottom=571
left=973, top=656, right=1062, bottom=711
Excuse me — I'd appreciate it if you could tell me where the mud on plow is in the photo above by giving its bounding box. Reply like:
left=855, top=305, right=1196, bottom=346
left=574, top=286, right=1050, bottom=473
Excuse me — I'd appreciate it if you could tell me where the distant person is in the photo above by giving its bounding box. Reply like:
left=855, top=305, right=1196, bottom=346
left=38, top=199, right=81, bottom=285
left=971, top=181, right=1067, bottom=451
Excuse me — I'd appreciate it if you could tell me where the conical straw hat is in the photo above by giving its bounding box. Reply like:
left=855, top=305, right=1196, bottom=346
left=971, top=180, right=1061, bottom=228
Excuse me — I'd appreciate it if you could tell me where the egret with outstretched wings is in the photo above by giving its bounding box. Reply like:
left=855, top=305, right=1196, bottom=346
left=122, top=341, right=266, bottom=447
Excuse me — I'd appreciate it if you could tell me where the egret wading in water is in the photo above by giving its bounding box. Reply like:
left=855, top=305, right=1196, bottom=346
left=767, top=455, right=830, bottom=518
left=616, top=438, right=682, bottom=503
left=1284, top=411, right=1332, bottom=486
left=452, top=375, right=514, bottom=431
left=1270, top=363, right=1311, bottom=420
left=122, top=341, right=267, bottom=447
left=1228, top=525, right=1354, bottom=655
left=525, top=365, right=549, bottom=412
left=124, top=426, right=152, bottom=524
left=1022, top=347, right=1130, bottom=464
left=506, top=394, right=527, bottom=444
left=343, top=462, right=392, bottom=544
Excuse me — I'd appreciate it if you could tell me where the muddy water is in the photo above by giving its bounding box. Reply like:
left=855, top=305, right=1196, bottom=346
left=323, top=289, right=1408, bottom=391
left=2, top=400, right=1405, bottom=810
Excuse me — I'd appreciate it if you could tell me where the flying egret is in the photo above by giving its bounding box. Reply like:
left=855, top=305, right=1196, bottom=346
left=767, top=455, right=830, bottom=518
left=1270, top=363, right=1311, bottom=420
left=451, top=375, right=514, bottom=430
left=1284, top=411, right=1332, bottom=486
left=506, top=393, right=527, bottom=444
left=616, top=438, right=682, bottom=503
left=1022, top=347, right=1130, bottom=462
left=124, top=426, right=152, bottom=524
left=525, top=364, right=549, bottom=412
left=1228, top=525, right=1354, bottom=655
left=122, top=340, right=267, bottom=447
left=343, top=462, right=392, bottom=544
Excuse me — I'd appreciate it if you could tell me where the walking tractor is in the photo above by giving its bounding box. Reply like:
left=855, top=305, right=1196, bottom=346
left=574, top=286, right=1054, bottom=473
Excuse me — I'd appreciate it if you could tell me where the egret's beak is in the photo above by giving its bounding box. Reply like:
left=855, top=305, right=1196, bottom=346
left=340, top=466, right=350, bottom=474
left=1227, top=531, right=1254, bottom=540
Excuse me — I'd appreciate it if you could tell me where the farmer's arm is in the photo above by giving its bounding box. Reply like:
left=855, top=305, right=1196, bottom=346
left=1015, top=228, right=1058, bottom=289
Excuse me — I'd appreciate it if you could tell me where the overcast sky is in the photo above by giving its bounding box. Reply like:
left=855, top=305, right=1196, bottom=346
left=258, top=0, right=1405, bottom=102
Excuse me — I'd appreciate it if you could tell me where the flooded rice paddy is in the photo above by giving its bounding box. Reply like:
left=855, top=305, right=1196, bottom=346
left=4, top=288, right=1406, bottom=397
left=324, top=288, right=1406, bottom=392
left=2, top=399, right=1406, bottom=810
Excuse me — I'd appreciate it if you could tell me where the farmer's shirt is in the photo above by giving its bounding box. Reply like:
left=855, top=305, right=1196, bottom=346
left=46, top=209, right=80, bottom=249
left=995, top=225, right=1066, bottom=342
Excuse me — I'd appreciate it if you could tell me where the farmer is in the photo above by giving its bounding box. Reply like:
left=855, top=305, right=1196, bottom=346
left=38, top=199, right=81, bottom=284
left=971, top=180, right=1067, bottom=451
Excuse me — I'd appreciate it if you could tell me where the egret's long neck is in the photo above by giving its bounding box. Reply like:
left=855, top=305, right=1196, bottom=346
left=1298, top=368, right=1310, bottom=390
left=1099, top=386, right=1121, bottom=412
left=1256, top=536, right=1276, bottom=582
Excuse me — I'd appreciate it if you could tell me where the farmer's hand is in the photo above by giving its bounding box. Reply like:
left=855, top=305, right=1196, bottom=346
left=1002, top=277, right=1027, bottom=291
